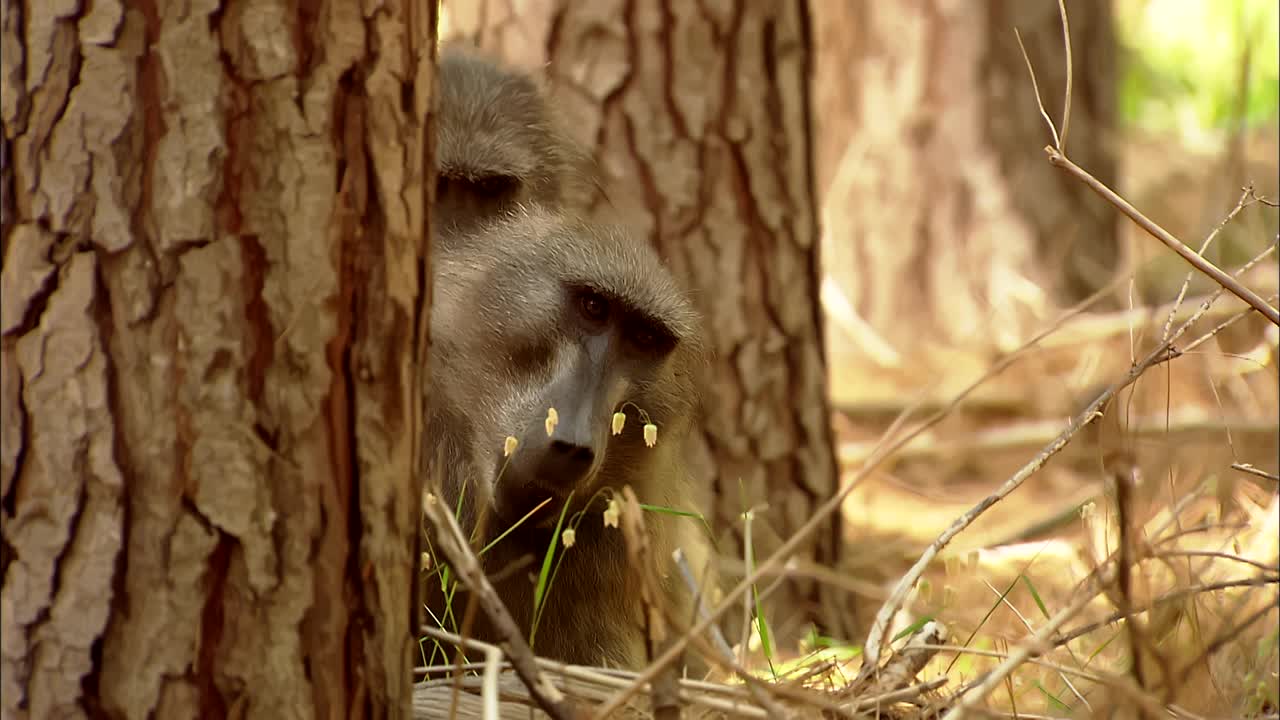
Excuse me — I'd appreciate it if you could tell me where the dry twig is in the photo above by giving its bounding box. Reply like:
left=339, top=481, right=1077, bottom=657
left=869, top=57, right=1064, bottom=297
left=874, top=621, right=948, bottom=695
left=618, top=488, right=680, bottom=720
left=672, top=550, right=794, bottom=720
left=420, top=493, right=577, bottom=720
left=416, top=626, right=773, bottom=719
left=855, top=236, right=1277, bottom=687
left=1045, top=149, right=1279, bottom=326
left=1232, top=462, right=1280, bottom=483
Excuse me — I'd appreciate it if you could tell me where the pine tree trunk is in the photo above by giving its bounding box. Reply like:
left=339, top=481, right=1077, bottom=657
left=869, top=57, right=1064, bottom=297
left=814, top=0, right=1117, bottom=372
left=813, top=0, right=1116, bottom=410
left=447, top=0, right=845, bottom=642
left=1, top=3, right=436, bottom=717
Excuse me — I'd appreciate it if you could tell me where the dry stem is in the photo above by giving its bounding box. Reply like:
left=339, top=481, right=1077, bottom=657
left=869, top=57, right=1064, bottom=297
left=420, top=493, right=577, bottom=720
left=1045, top=148, right=1278, bottom=326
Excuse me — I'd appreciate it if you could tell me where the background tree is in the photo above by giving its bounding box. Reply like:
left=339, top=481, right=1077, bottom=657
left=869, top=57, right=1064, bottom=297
left=986, top=0, right=1118, bottom=302
left=0, top=3, right=435, bottom=717
left=443, top=0, right=846, bottom=642
left=813, top=0, right=1118, bottom=407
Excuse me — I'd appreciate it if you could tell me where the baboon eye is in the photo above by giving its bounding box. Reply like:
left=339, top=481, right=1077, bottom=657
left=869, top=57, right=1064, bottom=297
left=630, top=327, right=658, bottom=351
left=578, top=291, right=610, bottom=324
left=626, top=321, right=675, bottom=355
left=472, top=174, right=518, bottom=199
left=436, top=174, right=518, bottom=201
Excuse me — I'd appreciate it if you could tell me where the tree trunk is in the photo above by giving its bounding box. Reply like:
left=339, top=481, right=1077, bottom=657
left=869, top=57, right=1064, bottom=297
left=987, top=0, right=1118, bottom=302
left=814, top=0, right=1117, bottom=397
left=445, top=0, right=844, bottom=642
left=1, top=3, right=435, bottom=718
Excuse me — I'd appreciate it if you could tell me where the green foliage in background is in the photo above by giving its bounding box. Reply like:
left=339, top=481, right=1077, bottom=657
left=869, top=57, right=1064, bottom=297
left=1116, top=0, right=1279, bottom=135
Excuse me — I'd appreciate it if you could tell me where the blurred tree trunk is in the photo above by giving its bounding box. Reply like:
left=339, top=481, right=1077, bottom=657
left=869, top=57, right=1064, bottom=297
left=988, top=0, right=1118, bottom=302
left=814, top=0, right=1116, bottom=389
left=446, top=1, right=845, bottom=641
left=0, top=3, right=435, bottom=718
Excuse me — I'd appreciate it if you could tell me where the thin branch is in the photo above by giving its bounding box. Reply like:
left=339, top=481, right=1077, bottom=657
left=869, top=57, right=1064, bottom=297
left=874, top=620, right=948, bottom=694
left=1045, top=147, right=1279, bottom=326
left=1055, top=0, right=1072, bottom=150
left=1232, top=462, right=1280, bottom=483
left=845, top=677, right=948, bottom=713
left=1162, top=186, right=1263, bottom=343
left=482, top=645, right=502, bottom=720
left=1053, top=575, right=1279, bottom=647
left=420, top=493, right=578, bottom=720
left=1014, top=28, right=1060, bottom=148
left=855, top=238, right=1273, bottom=684
left=1155, top=549, right=1280, bottom=574
left=1018, top=1, right=1275, bottom=325
left=915, top=644, right=1109, bottom=685
left=1180, top=291, right=1278, bottom=354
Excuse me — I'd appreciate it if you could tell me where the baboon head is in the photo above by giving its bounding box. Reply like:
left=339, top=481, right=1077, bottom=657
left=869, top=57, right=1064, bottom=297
left=429, top=207, right=704, bottom=529
left=434, top=46, right=594, bottom=237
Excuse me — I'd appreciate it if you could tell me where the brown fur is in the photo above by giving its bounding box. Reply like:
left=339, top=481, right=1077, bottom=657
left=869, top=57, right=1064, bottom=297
left=423, top=50, right=713, bottom=670
left=434, top=45, right=596, bottom=236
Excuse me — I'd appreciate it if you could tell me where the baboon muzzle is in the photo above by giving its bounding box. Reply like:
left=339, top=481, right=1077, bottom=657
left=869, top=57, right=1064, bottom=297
left=496, top=336, right=618, bottom=522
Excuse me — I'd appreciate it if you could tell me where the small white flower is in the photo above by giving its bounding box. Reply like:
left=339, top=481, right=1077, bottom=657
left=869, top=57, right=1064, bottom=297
left=561, top=528, right=576, bottom=548
left=603, top=499, right=620, bottom=529
left=643, top=423, right=658, bottom=448
left=611, top=411, right=626, bottom=436
left=545, top=407, right=559, bottom=437
left=503, top=436, right=519, bottom=457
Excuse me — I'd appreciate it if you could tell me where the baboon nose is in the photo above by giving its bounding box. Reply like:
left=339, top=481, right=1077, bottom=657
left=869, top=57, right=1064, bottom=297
left=545, top=440, right=595, bottom=480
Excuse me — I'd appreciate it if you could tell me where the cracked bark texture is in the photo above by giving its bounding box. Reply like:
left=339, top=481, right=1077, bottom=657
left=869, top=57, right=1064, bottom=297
left=445, top=0, right=845, bottom=642
left=0, top=1, right=436, bottom=718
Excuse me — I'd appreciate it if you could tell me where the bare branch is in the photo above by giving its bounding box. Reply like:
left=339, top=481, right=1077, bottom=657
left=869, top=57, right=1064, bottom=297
left=1014, top=28, right=1061, bottom=148
left=420, top=493, right=578, bottom=720
left=855, top=236, right=1275, bottom=684
left=1045, top=147, right=1279, bottom=326
left=1232, top=462, right=1280, bottom=483
left=1055, top=0, right=1072, bottom=150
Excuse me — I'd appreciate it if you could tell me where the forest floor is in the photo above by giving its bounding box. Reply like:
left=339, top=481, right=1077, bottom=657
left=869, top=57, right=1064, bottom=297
left=818, top=126, right=1280, bottom=717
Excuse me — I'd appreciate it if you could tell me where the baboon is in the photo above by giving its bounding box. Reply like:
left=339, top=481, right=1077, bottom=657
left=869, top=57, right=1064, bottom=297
left=422, top=50, right=714, bottom=669
left=434, top=46, right=595, bottom=236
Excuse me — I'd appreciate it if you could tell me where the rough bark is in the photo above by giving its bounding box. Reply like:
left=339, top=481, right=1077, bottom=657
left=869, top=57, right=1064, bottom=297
left=0, top=1, right=436, bottom=718
left=446, top=0, right=844, bottom=641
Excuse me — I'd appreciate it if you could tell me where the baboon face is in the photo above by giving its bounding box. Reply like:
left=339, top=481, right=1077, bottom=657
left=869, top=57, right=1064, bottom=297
left=430, top=208, right=701, bottom=527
